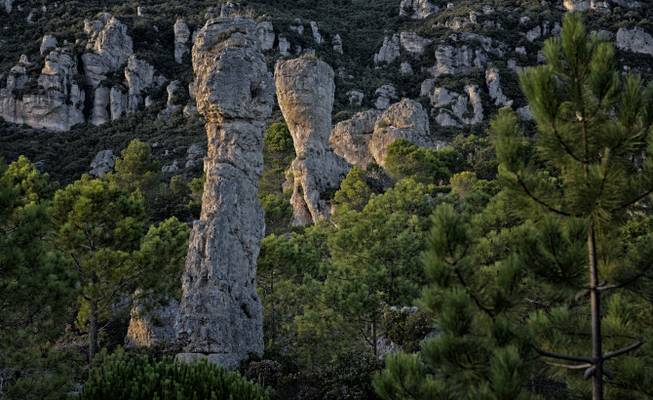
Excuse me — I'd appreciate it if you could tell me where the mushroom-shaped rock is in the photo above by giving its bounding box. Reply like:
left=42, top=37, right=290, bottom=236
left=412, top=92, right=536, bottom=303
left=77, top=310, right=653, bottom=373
left=275, top=56, right=350, bottom=226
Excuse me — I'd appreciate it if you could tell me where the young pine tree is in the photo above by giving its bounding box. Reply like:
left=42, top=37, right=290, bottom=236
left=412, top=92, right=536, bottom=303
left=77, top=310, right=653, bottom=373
left=492, top=13, right=653, bottom=400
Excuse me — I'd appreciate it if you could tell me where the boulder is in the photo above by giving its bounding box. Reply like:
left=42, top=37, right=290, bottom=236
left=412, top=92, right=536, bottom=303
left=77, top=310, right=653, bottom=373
left=616, top=27, right=653, bottom=57
left=333, top=34, right=344, bottom=54
left=176, top=16, right=274, bottom=369
left=275, top=56, right=350, bottom=226
left=330, top=109, right=381, bottom=168
left=369, top=98, right=433, bottom=166
left=40, top=35, right=58, bottom=55
left=374, top=84, right=398, bottom=110
left=374, top=34, right=400, bottom=65
left=174, top=18, right=191, bottom=64
left=256, top=21, right=275, bottom=51
left=347, top=90, right=364, bottom=107
left=89, top=150, right=116, bottom=176
left=310, top=21, right=323, bottom=44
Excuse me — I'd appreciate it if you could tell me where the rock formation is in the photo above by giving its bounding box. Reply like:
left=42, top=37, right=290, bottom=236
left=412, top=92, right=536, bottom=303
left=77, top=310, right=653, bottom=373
left=375, top=84, right=398, bottom=110
left=485, top=67, right=512, bottom=106
left=89, top=150, right=116, bottom=176
left=430, top=85, right=484, bottom=127
left=256, top=21, right=275, bottom=51
left=374, top=35, right=400, bottom=65
left=275, top=56, right=349, bottom=226
left=174, top=18, right=191, bottom=64
left=330, top=110, right=381, bottom=168
left=616, top=27, right=653, bottom=57
left=400, top=32, right=432, bottom=56
left=0, top=47, right=86, bottom=131
left=176, top=16, right=274, bottom=369
left=40, top=35, right=58, bottom=55
left=125, top=297, right=179, bottom=348
left=399, top=0, right=439, bottom=19
left=369, top=98, right=433, bottom=166
left=330, top=99, right=434, bottom=168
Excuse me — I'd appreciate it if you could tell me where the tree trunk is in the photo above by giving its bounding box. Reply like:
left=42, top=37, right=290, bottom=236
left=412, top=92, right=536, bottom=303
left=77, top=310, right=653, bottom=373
left=588, top=224, right=603, bottom=400
left=89, top=300, right=98, bottom=364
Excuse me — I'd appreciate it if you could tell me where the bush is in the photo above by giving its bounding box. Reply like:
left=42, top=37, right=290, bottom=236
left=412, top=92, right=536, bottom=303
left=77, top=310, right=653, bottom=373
left=79, top=350, right=270, bottom=400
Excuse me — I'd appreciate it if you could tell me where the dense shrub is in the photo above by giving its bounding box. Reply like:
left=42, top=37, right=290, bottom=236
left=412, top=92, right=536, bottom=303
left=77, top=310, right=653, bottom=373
left=79, top=351, right=270, bottom=400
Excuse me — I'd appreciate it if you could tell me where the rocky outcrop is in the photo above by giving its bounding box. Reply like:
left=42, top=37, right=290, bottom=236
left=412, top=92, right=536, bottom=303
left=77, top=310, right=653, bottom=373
left=330, top=99, right=434, bottom=168
left=89, top=150, right=116, bottom=176
left=375, top=84, right=398, bottom=110
left=347, top=90, right=364, bottom=107
left=310, top=21, right=323, bottom=44
left=174, top=18, right=191, bottom=64
left=399, top=0, right=439, bottom=19
left=485, top=68, right=512, bottom=106
left=374, top=35, right=400, bottom=65
left=125, top=298, right=179, bottom=348
left=431, top=85, right=484, bottom=127
left=369, top=99, right=433, bottom=166
left=82, top=13, right=134, bottom=88
left=256, top=21, right=275, bottom=51
left=333, top=34, right=344, bottom=54
left=275, top=56, right=349, bottom=226
left=40, top=35, right=58, bottom=55
left=400, top=32, right=432, bottom=56
left=159, top=80, right=184, bottom=119
left=3, top=0, right=12, bottom=14
left=176, top=16, right=274, bottom=369
left=0, top=47, right=86, bottom=131
left=432, top=45, right=485, bottom=76
left=330, top=110, right=381, bottom=168
left=616, top=27, right=653, bottom=57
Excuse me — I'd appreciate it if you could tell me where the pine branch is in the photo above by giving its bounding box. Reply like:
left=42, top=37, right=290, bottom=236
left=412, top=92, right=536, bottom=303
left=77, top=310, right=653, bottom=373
left=603, top=341, right=643, bottom=360
left=546, top=361, right=592, bottom=370
left=532, top=344, right=592, bottom=363
left=516, top=175, right=572, bottom=217
left=611, top=187, right=653, bottom=212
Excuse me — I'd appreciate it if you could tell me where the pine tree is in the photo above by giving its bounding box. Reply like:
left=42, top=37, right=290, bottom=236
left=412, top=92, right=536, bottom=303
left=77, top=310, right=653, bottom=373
left=492, top=13, right=653, bottom=400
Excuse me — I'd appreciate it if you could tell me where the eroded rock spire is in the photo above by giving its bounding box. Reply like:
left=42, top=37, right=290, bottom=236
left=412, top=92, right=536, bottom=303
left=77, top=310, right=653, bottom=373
left=275, top=56, right=349, bottom=226
left=175, top=16, right=274, bottom=368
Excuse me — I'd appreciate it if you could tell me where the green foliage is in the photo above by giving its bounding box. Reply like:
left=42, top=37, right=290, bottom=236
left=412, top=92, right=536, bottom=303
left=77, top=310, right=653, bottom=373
left=384, top=140, right=455, bottom=184
left=332, top=167, right=373, bottom=213
left=79, top=350, right=269, bottom=400
left=0, top=157, right=77, bottom=399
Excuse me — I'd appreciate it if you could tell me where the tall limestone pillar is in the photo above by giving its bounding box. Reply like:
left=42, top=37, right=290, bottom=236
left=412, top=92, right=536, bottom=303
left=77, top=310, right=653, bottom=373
left=176, top=16, right=274, bottom=368
left=275, top=56, right=349, bottom=226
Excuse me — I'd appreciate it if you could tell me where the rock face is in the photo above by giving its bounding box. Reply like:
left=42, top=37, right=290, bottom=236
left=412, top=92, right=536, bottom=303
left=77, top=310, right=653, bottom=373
left=176, top=16, right=274, bottom=369
left=330, top=109, right=381, bottom=168
left=430, top=85, right=484, bottom=127
left=3, top=0, right=12, bottom=13
left=485, top=67, right=512, bottom=106
left=369, top=98, right=433, bottom=166
left=400, top=32, right=432, bottom=56
left=0, top=47, right=86, bottom=131
left=616, top=27, right=653, bottom=57
left=174, top=18, right=191, bottom=64
left=375, top=84, right=398, bottom=110
left=330, top=99, right=434, bottom=168
left=256, top=21, right=275, bottom=51
left=82, top=13, right=134, bottom=88
left=275, top=57, right=349, bottom=226
left=40, top=35, right=58, bottom=55
left=374, top=34, right=400, bottom=65
left=399, top=0, right=439, bottom=19
left=89, top=150, right=116, bottom=176
left=125, top=298, right=180, bottom=348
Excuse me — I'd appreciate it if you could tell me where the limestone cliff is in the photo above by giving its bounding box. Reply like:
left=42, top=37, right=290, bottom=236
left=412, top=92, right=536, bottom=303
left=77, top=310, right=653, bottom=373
left=275, top=57, right=349, bottom=226
left=175, top=16, right=274, bottom=369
